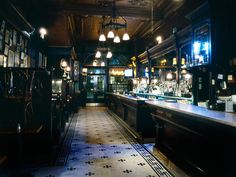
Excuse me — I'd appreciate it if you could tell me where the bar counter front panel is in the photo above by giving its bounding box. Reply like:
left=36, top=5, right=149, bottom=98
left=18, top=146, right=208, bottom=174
left=106, top=93, right=156, bottom=139
left=146, top=100, right=236, bottom=177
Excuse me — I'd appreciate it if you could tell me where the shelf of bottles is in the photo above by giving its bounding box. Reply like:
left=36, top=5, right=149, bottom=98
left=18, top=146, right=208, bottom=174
left=109, top=68, right=131, bottom=93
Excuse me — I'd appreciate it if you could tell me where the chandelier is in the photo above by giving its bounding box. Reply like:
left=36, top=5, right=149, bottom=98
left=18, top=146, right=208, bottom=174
left=95, top=47, right=112, bottom=59
left=98, top=1, right=130, bottom=43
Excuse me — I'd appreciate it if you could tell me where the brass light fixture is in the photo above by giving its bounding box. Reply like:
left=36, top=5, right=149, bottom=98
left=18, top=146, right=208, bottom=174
left=99, top=1, right=130, bottom=43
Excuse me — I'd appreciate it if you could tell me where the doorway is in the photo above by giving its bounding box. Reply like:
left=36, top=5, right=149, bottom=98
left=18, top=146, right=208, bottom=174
left=86, top=75, right=106, bottom=103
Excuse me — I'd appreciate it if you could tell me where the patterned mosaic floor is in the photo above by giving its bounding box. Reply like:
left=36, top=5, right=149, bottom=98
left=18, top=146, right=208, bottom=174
left=8, top=107, right=173, bottom=177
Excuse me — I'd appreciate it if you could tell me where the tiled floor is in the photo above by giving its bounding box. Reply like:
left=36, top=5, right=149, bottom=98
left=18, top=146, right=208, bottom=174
left=144, top=144, right=190, bottom=177
left=0, top=107, right=176, bottom=177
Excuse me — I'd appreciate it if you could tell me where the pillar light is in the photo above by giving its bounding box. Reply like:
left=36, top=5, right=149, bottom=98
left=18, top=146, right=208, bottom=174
left=99, top=33, right=106, bottom=41
left=107, top=31, right=115, bottom=38
left=114, top=35, right=120, bottom=43
left=122, top=32, right=130, bottom=41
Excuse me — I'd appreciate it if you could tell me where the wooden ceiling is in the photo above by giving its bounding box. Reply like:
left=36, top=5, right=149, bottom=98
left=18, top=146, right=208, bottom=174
left=11, top=0, right=206, bottom=46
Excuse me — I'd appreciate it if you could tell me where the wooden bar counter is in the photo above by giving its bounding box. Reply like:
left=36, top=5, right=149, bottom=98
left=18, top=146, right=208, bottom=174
left=106, top=93, right=155, bottom=140
left=146, top=100, right=236, bottom=177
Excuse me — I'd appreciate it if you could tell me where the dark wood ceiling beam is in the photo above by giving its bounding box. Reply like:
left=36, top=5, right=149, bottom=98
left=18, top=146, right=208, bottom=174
left=49, top=4, right=163, bottom=20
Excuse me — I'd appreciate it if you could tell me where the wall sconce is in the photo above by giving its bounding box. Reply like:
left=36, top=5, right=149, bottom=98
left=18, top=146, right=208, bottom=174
left=173, top=57, right=177, bottom=65
left=151, top=67, right=154, bottom=73
left=156, top=36, right=162, bottom=44
left=181, top=58, right=185, bottom=65
left=60, top=58, right=71, bottom=79
left=39, top=27, right=47, bottom=39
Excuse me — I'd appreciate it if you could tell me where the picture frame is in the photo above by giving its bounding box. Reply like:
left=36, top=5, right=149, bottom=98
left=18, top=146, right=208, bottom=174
left=3, top=56, right=7, bottom=67
left=19, top=35, right=24, bottom=48
left=14, top=52, right=20, bottom=67
left=24, top=39, right=28, bottom=53
left=8, top=50, right=15, bottom=67
left=26, top=55, right=30, bottom=68
left=9, top=29, right=13, bottom=46
left=4, top=44, right=9, bottom=56
left=13, top=29, right=17, bottom=46
left=0, top=34, right=3, bottom=54
left=5, top=29, right=9, bottom=43
left=0, top=20, right=5, bottom=34
left=0, top=54, right=4, bottom=66
left=38, top=52, right=43, bottom=68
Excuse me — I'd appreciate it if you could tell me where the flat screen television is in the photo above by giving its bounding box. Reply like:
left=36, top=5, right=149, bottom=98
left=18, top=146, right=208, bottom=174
left=189, top=22, right=211, bottom=67
left=124, top=69, right=133, bottom=77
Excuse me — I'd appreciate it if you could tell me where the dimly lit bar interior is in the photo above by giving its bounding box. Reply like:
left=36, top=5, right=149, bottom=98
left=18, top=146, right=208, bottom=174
left=0, top=0, right=236, bottom=176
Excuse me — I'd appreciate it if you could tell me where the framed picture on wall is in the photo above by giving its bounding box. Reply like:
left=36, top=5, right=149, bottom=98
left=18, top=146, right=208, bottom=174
left=0, top=20, right=5, bottom=34
left=24, top=39, right=28, bottom=53
left=9, top=29, right=13, bottom=46
left=0, top=54, right=4, bottom=66
left=4, top=44, right=9, bottom=56
left=38, top=52, right=43, bottom=68
left=0, top=34, right=3, bottom=54
left=13, top=29, right=17, bottom=46
left=14, top=52, right=20, bottom=67
left=5, top=29, right=9, bottom=43
left=19, top=35, right=24, bottom=48
left=8, top=50, right=14, bottom=67
left=3, top=56, right=7, bottom=67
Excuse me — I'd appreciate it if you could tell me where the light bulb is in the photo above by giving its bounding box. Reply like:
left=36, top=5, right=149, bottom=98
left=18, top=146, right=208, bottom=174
left=173, top=57, right=177, bottom=65
left=106, top=51, right=112, bottom=58
left=101, top=61, right=105, bottom=66
left=93, top=61, right=97, bottom=66
left=166, top=73, right=173, bottom=80
left=39, top=27, right=47, bottom=39
left=185, top=73, right=191, bottom=79
left=113, top=35, right=120, bottom=43
left=122, top=32, right=130, bottom=41
left=66, top=66, right=71, bottom=72
left=99, top=33, right=106, bottom=41
left=61, top=60, right=67, bottom=68
left=156, top=36, right=162, bottom=44
left=95, top=51, right=101, bottom=58
left=107, top=31, right=115, bottom=38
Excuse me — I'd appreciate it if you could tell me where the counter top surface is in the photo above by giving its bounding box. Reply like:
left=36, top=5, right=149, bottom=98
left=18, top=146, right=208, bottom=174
left=107, top=93, right=146, bottom=102
left=146, top=100, right=236, bottom=128
left=135, top=93, right=192, bottom=100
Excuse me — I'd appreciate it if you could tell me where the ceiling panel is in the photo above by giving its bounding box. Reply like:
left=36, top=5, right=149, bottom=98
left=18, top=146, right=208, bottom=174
left=11, top=0, right=207, bottom=46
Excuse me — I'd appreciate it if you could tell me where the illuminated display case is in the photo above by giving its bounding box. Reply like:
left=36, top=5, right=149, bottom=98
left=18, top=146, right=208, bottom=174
left=189, top=21, right=211, bottom=67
